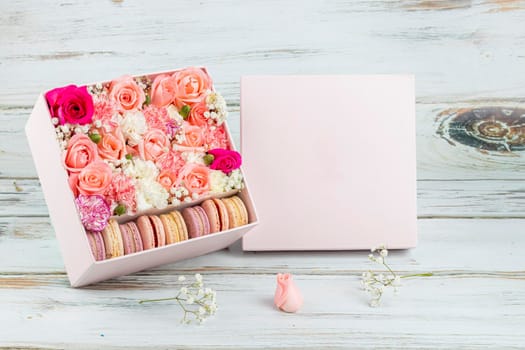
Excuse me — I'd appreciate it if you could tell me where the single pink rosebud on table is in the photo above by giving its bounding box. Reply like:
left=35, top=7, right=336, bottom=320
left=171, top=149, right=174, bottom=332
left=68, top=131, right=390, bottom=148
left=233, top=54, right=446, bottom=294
left=274, top=273, right=303, bottom=313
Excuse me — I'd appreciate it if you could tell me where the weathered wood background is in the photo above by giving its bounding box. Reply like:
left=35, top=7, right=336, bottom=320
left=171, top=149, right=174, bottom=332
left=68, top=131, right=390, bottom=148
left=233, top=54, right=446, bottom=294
left=1, top=0, right=525, bottom=348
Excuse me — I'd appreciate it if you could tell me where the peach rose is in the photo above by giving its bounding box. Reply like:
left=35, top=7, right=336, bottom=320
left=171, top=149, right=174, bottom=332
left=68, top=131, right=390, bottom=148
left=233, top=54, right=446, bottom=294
left=182, top=123, right=205, bottom=148
left=97, top=127, right=126, bottom=161
left=151, top=74, right=176, bottom=108
left=274, top=273, right=303, bottom=313
left=187, top=99, right=208, bottom=126
left=63, top=134, right=98, bottom=173
left=179, top=164, right=209, bottom=196
left=172, top=67, right=212, bottom=108
left=157, top=169, right=178, bottom=190
left=109, top=75, right=145, bottom=112
left=76, top=160, right=112, bottom=196
left=138, top=128, right=170, bottom=161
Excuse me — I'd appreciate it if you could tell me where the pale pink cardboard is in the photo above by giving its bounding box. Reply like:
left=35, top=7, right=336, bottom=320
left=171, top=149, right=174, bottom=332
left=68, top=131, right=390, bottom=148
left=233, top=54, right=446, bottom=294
left=241, top=75, right=417, bottom=251
left=25, top=71, right=258, bottom=287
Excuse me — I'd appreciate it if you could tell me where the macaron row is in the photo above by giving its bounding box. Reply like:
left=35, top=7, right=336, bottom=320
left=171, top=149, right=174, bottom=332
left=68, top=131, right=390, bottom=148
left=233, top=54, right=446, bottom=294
left=86, top=195, right=249, bottom=261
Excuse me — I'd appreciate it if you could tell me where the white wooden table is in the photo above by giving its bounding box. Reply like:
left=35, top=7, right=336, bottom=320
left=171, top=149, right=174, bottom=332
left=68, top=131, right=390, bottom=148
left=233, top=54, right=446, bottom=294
left=1, top=0, right=525, bottom=348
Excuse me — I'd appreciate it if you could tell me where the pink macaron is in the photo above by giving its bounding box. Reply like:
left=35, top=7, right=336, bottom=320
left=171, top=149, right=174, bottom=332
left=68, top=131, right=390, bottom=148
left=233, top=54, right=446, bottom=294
left=87, top=231, right=106, bottom=261
left=136, top=215, right=155, bottom=250
left=119, top=221, right=144, bottom=255
left=182, top=206, right=210, bottom=239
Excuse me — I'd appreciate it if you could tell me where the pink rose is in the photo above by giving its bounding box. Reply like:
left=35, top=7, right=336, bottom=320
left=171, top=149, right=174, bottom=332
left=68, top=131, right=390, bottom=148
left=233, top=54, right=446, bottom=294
left=187, top=99, right=208, bottom=126
left=207, top=148, right=241, bottom=174
left=151, top=74, right=176, bottom=108
left=182, top=123, right=205, bottom=148
left=157, top=169, right=178, bottom=191
left=172, top=67, right=212, bottom=108
left=138, top=128, right=170, bottom=161
left=274, top=273, right=303, bottom=313
left=45, top=85, right=94, bottom=125
left=63, top=134, right=98, bottom=173
left=178, top=164, right=210, bottom=196
left=97, top=127, right=126, bottom=161
left=109, top=75, right=145, bottom=112
left=205, top=124, right=229, bottom=150
left=76, top=160, right=112, bottom=196
left=104, top=173, right=136, bottom=212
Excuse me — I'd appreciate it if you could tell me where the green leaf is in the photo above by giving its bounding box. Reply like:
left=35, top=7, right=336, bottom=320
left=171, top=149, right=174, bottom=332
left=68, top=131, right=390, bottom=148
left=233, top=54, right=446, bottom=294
left=89, top=133, right=101, bottom=144
left=125, top=154, right=133, bottom=160
left=144, top=94, right=151, bottom=106
left=114, top=204, right=127, bottom=216
left=179, top=105, right=191, bottom=119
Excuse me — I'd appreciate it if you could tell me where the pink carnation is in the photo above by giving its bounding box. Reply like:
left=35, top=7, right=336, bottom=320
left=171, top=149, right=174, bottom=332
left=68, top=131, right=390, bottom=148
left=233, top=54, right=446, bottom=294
left=143, top=105, right=173, bottom=135
left=104, top=173, right=137, bottom=212
left=155, top=149, right=185, bottom=176
left=92, top=95, right=119, bottom=131
left=75, top=194, right=111, bottom=232
left=205, top=125, right=229, bottom=150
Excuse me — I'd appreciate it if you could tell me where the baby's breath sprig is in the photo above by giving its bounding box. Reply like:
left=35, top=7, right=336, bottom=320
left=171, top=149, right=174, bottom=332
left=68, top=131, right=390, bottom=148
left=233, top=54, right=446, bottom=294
left=361, top=245, right=433, bottom=307
left=139, top=273, right=218, bottom=324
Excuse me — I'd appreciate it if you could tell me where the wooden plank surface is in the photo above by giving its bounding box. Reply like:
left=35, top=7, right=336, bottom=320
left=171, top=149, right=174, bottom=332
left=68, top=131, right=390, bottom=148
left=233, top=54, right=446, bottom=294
left=1, top=0, right=525, bottom=348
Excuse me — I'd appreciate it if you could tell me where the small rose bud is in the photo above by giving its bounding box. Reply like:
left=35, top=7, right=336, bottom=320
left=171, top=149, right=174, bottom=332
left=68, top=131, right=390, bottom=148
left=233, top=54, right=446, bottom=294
left=203, top=154, right=215, bottom=165
left=113, top=204, right=126, bottom=216
left=89, top=133, right=101, bottom=144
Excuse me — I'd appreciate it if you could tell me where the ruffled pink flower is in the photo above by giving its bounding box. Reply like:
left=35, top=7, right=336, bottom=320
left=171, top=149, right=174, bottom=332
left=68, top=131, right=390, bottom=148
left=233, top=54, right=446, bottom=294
left=274, top=273, right=303, bottom=313
left=45, top=85, right=94, bottom=125
left=155, top=149, right=185, bottom=175
left=104, top=172, right=136, bottom=212
left=75, top=194, right=111, bottom=232
left=143, top=105, right=174, bottom=135
left=205, top=124, right=229, bottom=150
left=92, top=95, right=119, bottom=131
left=207, top=148, right=242, bottom=174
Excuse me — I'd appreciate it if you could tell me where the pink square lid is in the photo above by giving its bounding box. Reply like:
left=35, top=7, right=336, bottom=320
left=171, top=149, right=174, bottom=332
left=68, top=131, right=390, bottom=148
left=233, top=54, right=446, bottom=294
left=241, top=75, right=417, bottom=251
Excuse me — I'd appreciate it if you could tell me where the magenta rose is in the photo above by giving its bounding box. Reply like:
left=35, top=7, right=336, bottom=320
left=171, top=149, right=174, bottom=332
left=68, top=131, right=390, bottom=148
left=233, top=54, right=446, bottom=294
left=207, top=148, right=242, bottom=174
left=45, top=85, right=94, bottom=125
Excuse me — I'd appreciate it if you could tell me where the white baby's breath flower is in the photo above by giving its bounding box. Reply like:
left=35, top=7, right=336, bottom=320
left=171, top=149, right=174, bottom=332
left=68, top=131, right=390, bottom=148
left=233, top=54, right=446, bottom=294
left=209, top=170, right=228, bottom=193
left=180, top=287, right=188, bottom=294
left=195, top=273, right=203, bottom=282
left=182, top=151, right=206, bottom=165
left=186, top=297, right=194, bottom=305
left=178, top=276, right=186, bottom=282
left=380, top=249, right=388, bottom=258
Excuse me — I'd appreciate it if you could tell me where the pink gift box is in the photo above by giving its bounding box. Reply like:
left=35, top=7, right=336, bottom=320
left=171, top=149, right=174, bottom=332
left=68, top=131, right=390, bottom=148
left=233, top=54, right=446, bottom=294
left=25, top=69, right=258, bottom=287
left=240, top=75, right=417, bottom=251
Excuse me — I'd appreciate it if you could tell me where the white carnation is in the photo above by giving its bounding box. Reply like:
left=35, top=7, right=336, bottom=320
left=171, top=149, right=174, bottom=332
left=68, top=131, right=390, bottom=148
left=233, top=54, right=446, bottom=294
left=135, top=178, right=169, bottom=211
left=123, top=159, right=158, bottom=180
left=119, top=111, right=147, bottom=146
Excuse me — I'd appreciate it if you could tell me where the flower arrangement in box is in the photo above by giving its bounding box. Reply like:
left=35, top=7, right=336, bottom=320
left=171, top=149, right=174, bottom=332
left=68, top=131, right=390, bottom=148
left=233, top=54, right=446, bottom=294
left=45, top=67, right=244, bottom=241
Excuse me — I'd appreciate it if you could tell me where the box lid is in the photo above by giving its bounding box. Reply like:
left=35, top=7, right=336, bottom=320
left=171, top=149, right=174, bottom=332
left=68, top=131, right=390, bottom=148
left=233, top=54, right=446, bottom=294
left=241, top=75, right=417, bottom=251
